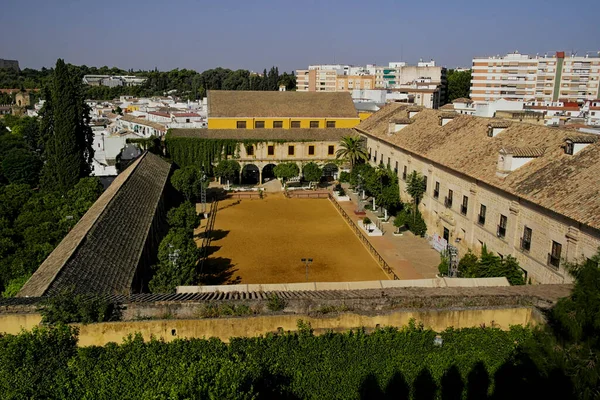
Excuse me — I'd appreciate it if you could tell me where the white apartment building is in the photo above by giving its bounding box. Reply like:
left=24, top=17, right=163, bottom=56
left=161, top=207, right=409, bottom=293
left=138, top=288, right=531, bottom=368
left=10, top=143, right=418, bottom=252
left=297, top=61, right=447, bottom=107
left=471, top=51, right=600, bottom=103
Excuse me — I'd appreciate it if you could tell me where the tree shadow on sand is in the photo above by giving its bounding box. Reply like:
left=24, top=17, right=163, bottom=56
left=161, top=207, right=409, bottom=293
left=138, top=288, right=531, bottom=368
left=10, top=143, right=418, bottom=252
left=198, top=257, right=241, bottom=285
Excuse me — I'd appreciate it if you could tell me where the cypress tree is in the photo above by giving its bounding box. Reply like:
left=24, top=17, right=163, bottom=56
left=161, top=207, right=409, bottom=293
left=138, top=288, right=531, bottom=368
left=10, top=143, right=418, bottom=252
left=40, top=59, right=93, bottom=192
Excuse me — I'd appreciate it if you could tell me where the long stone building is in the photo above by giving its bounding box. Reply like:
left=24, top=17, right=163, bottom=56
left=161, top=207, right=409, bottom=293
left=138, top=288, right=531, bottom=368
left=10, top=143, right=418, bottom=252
left=18, top=152, right=172, bottom=297
left=167, top=128, right=347, bottom=184
left=357, top=104, right=600, bottom=284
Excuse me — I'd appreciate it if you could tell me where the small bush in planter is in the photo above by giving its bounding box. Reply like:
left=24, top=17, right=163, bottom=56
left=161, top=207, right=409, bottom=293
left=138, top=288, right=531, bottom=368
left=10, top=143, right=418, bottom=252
left=334, top=183, right=343, bottom=192
left=337, top=188, right=346, bottom=197
left=362, top=217, right=372, bottom=228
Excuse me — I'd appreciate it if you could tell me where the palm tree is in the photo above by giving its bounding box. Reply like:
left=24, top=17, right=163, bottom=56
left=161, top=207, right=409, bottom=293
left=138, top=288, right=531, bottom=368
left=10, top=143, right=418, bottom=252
left=336, top=135, right=368, bottom=170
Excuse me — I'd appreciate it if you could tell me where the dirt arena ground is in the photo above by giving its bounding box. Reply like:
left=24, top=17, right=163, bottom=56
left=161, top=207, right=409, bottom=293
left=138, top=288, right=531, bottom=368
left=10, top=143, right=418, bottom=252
left=197, top=194, right=387, bottom=285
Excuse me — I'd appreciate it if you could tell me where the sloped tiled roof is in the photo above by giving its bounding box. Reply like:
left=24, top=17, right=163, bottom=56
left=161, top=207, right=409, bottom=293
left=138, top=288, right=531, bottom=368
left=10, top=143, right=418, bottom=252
left=355, top=104, right=600, bottom=230
left=169, top=128, right=352, bottom=141
left=207, top=91, right=358, bottom=118
left=501, top=147, right=546, bottom=158
left=120, top=114, right=167, bottom=131
left=18, top=152, right=172, bottom=297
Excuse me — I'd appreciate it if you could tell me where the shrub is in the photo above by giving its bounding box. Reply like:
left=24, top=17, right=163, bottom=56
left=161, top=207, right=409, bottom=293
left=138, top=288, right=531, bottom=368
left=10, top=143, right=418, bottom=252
left=362, top=217, right=372, bottom=227
left=337, top=188, right=346, bottom=196
left=339, top=171, right=350, bottom=183
left=406, top=210, right=427, bottom=237
left=266, top=293, right=286, bottom=311
left=302, top=162, right=323, bottom=182
left=38, top=288, right=119, bottom=325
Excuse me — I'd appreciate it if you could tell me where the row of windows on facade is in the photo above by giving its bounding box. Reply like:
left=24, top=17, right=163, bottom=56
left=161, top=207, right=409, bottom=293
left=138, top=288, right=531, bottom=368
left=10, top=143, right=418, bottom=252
left=368, top=149, right=564, bottom=270
left=244, top=144, right=335, bottom=157
left=236, top=121, right=336, bottom=129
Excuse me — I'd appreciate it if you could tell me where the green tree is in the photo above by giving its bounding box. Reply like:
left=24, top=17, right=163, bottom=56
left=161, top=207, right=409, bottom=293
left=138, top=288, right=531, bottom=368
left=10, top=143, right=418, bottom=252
left=336, top=136, right=368, bottom=170
left=393, top=208, right=409, bottom=233
left=171, top=166, right=204, bottom=201
left=167, top=201, right=200, bottom=235
left=405, top=171, right=426, bottom=224
left=406, top=209, right=427, bottom=237
left=214, top=159, right=240, bottom=184
left=302, top=162, right=322, bottom=182
left=149, top=229, right=201, bottom=293
left=273, top=162, right=299, bottom=181
left=457, top=251, right=479, bottom=277
left=1, top=148, right=42, bottom=186
left=40, top=59, right=94, bottom=192
left=447, top=69, right=472, bottom=102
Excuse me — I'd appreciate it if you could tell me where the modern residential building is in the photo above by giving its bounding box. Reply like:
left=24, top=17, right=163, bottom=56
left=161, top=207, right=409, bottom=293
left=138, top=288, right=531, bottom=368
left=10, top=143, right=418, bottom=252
left=357, top=103, right=600, bottom=284
left=117, top=114, right=167, bottom=137
left=206, top=91, right=360, bottom=129
left=471, top=51, right=600, bottom=103
left=297, top=61, right=447, bottom=107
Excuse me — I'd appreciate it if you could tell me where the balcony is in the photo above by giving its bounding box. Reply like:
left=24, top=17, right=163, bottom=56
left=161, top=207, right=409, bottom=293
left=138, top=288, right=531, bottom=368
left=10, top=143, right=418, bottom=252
left=477, top=214, right=485, bottom=225
left=548, top=253, right=560, bottom=269
left=444, top=196, right=453, bottom=208
left=520, top=238, right=531, bottom=252
left=497, top=225, right=506, bottom=238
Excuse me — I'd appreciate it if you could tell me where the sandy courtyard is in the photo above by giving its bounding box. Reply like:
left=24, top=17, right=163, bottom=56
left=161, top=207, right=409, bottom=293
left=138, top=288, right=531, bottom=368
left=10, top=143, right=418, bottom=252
left=198, top=194, right=387, bottom=284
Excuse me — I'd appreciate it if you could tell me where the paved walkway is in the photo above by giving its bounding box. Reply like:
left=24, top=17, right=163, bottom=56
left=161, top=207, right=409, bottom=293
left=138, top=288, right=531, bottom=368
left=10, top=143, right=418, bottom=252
left=335, top=187, right=441, bottom=280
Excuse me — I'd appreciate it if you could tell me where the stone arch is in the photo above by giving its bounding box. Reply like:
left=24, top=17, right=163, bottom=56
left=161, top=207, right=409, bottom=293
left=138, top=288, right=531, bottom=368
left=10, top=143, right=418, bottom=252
left=323, top=163, right=339, bottom=181
left=241, top=164, right=260, bottom=185
left=262, top=163, right=276, bottom=183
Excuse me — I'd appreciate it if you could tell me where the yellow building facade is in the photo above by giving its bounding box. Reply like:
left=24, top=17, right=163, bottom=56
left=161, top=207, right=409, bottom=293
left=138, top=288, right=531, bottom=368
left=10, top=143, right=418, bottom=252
left=208, top=117, right=359, bottom=129
left=207, top=90, right=360, bottom=130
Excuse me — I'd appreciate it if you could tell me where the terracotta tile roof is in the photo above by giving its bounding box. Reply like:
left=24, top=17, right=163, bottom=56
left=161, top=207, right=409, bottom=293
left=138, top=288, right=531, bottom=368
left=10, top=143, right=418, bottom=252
left=355, top=104, right=600, bottom=230
left=452, top=98, right=473, bottom=103
left=439, top=112, right=457, bottom=119
left=120, top=114, right=167, bottom=131
left=566, top=135, right=599, bottom=144
left=17, top=153, right=172, bottom=297
left=174, top=112, right=201, bottom=118
left=406, top=106, right=423, bottom=112
left=207, top=90, right=358, bottom=118
left=488, top=121, right=512, bottom=129
left=169, top=128, right=353, bottom=142
left=390, top=118, right=414, bottom=124
left=501, top=146, right=546, bottom=158
left=440, top=104, right=455, bottom=110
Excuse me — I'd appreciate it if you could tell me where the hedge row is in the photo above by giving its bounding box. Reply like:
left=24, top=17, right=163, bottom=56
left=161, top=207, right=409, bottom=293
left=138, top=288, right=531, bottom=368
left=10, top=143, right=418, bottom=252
left=0, top=322, right=576, bottom=399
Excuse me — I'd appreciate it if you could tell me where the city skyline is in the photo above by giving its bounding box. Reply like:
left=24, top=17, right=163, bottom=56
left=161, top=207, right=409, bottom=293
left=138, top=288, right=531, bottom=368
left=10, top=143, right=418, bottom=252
left=1, top=0, right=599, bottom=72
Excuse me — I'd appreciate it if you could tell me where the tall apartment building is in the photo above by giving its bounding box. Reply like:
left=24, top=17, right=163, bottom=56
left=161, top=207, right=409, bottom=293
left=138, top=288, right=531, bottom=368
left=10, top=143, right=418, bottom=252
left=297, top=61, right=447, bottom=107
left=471, top=52, right=600, bottom=103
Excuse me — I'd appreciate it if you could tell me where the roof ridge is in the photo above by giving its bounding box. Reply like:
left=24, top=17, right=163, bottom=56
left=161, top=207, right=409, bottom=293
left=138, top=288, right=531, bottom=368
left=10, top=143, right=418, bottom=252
left=17, top=153, right=149, bottom=297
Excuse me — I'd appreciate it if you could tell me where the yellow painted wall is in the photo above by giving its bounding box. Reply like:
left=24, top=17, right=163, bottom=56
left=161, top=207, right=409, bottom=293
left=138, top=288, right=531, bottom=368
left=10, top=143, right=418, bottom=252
left=126, top=105, right=140, bottom=112
left=207, top=117, right=360, bottom=129
left=0, top=307, right=541, bottom=346
left=359, top=112, right=373, bottom=121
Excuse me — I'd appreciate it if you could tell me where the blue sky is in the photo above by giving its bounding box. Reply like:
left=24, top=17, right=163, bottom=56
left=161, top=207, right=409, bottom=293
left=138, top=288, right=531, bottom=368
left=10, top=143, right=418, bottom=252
left=1, top=0, right=599, bottom=72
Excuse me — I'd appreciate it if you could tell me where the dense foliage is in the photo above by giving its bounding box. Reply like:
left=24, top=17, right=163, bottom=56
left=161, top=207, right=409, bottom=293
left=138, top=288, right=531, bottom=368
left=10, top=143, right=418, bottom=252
left=302, top=162, right=323, bottom=182
left=274, top=162, right=300, bottom=181
left=0, top=61, right=102, bottom=296
left=39, top=288, right=119, bottom=325
left=447, top=69, right=472, bottom=102
left=39, top=59, right=94, bottom=192
left=170, top=165, right=205, bottom=202
left=0, top=64, right=296, bottom=101
left=439, top=246, right=525, bottom=285
left=149, top=172, right=202, bottom=293
left=214, top=159, right=241, bottom=183
left=336, top=135, right=368, bottom=169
